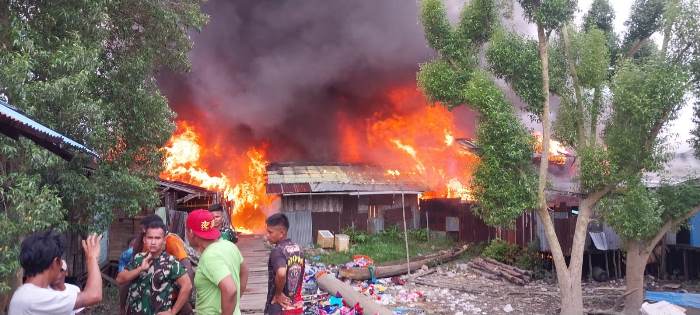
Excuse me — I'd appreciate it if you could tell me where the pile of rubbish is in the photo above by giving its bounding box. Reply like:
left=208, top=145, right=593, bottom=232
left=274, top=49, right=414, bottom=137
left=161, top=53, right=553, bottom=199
left=302, top=256, right=428, bottom=315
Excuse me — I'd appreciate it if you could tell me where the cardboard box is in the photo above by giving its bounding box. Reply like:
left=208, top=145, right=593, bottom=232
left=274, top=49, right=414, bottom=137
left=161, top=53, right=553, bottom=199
left=335, top=234, right=349, bottom=253
left=317, top=230, right=334, bottom=249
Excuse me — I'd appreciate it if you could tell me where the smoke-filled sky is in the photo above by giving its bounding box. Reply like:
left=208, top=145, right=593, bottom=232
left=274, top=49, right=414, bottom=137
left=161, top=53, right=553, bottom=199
left=158, top=0, right=695, bottom=164
left=157, top=0, right=453, bottom=161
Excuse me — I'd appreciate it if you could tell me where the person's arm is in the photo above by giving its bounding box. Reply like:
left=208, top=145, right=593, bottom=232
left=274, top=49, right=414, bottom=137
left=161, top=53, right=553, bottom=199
left=272, top=267, right=292, bottom=308
left=74, top=234, right=103, bottom=309
left=181, top=258, right=195, bottom=283
left=116, top=254, right=151, bottom=285
left=239, top=261, right=249, bottom=294
left=168, top=274, right=192, bottom=315
left=218, top=275, right=238, bottom=315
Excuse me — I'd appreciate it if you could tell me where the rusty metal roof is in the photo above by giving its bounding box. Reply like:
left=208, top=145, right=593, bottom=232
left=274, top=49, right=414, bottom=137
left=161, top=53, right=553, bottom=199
left=0, top=99, right=98, bottom=160
left=266, top=162, right=426, bottom=194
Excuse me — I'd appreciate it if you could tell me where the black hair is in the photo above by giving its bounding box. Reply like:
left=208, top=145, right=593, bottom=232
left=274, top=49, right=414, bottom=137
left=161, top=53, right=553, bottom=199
left=266, top=213, right=289, bottom=230
left=144, top=219, right=167, bottom=236
left=208, top=203, right=223, bottom=213
left=19, top=230, right=65, bottom=278
left=140, top=214, right=163, bottom=227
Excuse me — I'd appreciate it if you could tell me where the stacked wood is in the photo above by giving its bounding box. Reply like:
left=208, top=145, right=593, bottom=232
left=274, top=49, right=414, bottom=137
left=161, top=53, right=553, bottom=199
left=339, top=245, right=469, bottom=281
left=467, top=257, right=532, bottom=285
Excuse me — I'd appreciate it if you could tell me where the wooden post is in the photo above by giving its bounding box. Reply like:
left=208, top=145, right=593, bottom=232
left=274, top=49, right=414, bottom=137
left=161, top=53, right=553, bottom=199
left=588, top=251, right=593, bottom=282
left=612, top=250, right=618, bottom=279
left=660, top=245, right=667, bottom=280
left=683, top=249, right=689, bottom=281
left=605, top=251, right=610, bottom=280
left=426, top=208, right=430, bottom=242
left=401, top=193, right=411, bottom=275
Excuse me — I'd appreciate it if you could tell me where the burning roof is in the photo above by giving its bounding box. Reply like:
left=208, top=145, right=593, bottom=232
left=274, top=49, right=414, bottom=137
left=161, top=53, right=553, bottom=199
left=266, top=162, right=426, bottom=195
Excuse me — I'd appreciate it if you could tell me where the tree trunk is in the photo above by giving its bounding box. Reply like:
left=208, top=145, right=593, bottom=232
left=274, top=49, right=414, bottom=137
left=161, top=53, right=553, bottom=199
left=537, top=24, right=586, bottom=315
left=559, top=277, right=584, bottom=315
left=624, top=241, right=651, bottom=315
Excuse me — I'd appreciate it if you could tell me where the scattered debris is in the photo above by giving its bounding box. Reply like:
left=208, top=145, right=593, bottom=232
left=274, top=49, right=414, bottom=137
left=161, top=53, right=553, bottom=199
left=502, top=304, right=514, bottom=313
left=339, top=245, right=469, bottom=281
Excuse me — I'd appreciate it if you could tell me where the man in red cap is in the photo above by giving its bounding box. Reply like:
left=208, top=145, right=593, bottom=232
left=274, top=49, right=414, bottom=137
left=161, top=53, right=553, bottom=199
left=186, top=209, right=248, bottom=315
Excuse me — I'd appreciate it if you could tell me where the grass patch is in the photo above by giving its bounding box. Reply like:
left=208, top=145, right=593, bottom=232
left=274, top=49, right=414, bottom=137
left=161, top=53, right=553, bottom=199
left=315, top=227, right=455, bottom=265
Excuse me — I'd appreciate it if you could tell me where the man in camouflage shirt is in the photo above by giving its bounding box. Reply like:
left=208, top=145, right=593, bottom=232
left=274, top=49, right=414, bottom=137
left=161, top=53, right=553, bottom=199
left=117, top=220, right=192, bottom=315
left=209, top=204, right=238, bottom=243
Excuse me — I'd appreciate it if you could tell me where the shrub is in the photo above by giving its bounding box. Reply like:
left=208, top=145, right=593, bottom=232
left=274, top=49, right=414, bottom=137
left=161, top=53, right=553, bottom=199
left=482, top=238, right=520, bottom=265
left=409, top=228, right=429, bottom=242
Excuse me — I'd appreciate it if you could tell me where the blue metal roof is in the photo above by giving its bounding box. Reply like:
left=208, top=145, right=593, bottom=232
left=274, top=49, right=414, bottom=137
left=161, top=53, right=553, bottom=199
left=0, top=99, right=99, bottom=158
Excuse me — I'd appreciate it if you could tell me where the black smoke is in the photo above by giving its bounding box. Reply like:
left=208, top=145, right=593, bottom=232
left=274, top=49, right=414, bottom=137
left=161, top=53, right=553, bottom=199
left=158, top=0, right=478, bottom=161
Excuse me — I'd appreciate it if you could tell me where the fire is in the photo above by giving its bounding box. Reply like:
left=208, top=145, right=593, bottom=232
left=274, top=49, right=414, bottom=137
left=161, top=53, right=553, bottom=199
left=340, top=86, right=480, bottom=201
left=533, top=133, right=569, bottom=165
left=161, top=121, right=275, bottom=232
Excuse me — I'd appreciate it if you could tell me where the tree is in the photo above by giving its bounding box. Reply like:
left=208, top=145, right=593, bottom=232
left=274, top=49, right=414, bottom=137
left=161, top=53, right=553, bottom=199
left=418, top=0, right=538, bottom=227
left=0, top=0, right=206, bottom=297
left=602, top=1, right=700, bottom=312
left=421, top=0, right=700, bottom=314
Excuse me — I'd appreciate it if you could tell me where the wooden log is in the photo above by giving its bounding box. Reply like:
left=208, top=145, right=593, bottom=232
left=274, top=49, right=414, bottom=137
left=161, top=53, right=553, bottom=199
left=315, top=271, right=393, bottom=315
left=466, top=263, right=500, bottom=281
left=481, top=257, right=533, bottom=276
left=471, top=258, right=530, bottom=282
left=468, top=261, right=525, bottom=285
left=338, top=245, right=469, bottom=280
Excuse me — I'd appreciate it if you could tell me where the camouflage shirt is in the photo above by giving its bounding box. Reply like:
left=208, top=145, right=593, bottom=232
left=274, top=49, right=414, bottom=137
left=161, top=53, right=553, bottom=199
left=126, top=251, right=186, bottom=315
left=220, top=227, right=238, bottom=243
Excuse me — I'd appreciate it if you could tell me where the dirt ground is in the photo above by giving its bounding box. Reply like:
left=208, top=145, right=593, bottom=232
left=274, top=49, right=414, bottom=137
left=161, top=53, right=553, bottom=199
left=374, top=261, right=627, bottom=315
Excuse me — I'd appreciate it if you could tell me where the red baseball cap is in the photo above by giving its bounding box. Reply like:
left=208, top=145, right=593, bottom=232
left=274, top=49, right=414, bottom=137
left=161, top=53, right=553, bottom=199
left=186, top=209, right=221, bottom=240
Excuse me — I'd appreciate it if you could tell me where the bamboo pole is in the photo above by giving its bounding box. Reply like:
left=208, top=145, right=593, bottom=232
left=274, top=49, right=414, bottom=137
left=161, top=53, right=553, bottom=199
left=401, top=193, right=411, bottom=275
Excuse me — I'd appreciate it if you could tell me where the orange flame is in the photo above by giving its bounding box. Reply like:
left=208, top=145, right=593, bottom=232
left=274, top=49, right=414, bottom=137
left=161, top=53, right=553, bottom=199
left=340, top=86, right=479, bottom=201
left=533, top=133, right=569, bottom=165
left=161, top=121, right=275, bottom=232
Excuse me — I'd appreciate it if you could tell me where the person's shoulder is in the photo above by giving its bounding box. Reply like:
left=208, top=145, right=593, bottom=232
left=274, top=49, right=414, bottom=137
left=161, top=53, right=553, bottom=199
left=65, top=283, right=81, bottom=294
left=166, top=232, right=183, bottom=241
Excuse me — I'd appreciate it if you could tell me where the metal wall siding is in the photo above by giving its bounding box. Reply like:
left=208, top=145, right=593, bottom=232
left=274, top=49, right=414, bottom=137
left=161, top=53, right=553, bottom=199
left=285, top=210, right=313, bottom=247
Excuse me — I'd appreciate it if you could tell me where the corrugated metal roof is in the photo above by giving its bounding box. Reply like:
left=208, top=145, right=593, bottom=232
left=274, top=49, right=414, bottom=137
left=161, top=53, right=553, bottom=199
left=0, top=99, right=98, bottom=158
left=266, top=162, right=426, bottom=194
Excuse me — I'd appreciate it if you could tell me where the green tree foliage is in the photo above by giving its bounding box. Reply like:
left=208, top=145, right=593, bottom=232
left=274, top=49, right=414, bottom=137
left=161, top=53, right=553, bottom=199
left=419, top=0, right=537, bottom=226
left=517, top=0, right=576, bottom=33
left=0, top=0, right=206, bottom=292
left=583, top=0, right=618, bottom=65
left=604, top=58, right=689, bottom=177
left=623, top=0, right=665, bottom=55
left=583, top=0, right=614, bottom=33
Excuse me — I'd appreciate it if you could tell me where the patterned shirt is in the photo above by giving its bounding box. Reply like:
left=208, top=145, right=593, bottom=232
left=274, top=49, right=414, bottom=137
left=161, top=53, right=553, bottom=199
left=220, top=227, right=238, bottom=243
left=265, top=239, right=304, bottom=315
left=125, top=251, right=186, bottom=315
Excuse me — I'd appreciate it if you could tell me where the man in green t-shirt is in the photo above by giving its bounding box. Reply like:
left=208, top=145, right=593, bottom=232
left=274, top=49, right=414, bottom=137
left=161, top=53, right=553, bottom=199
left=186, top=209, right=249, bottom=315
left=116, top=220, right=192, bottom=315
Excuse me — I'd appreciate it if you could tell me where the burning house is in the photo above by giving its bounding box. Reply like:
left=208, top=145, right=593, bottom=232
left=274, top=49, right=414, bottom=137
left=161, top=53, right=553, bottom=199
left=265, top=162, right=426, bottom=246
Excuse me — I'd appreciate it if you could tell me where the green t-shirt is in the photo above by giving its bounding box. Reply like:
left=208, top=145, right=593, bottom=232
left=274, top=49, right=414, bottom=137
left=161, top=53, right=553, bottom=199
left=194, top=239, right=244, bottom=315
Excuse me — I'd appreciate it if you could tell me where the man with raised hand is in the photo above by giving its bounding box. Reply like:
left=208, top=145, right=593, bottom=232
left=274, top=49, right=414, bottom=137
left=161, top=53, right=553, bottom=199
left=9, top=230, right=103, bottom=315
left=186, top=209, right=248, bottom=315
left=116, top=220, right=192, bottom=315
